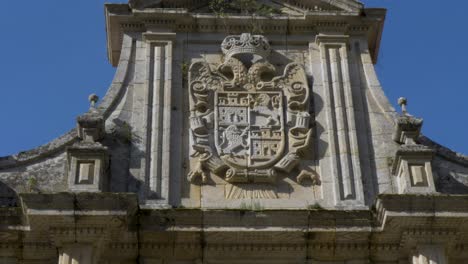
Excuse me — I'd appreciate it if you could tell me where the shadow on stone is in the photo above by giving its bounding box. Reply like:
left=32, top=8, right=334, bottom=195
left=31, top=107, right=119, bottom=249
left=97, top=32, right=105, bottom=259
left=0, top=181, right=18, bottom=207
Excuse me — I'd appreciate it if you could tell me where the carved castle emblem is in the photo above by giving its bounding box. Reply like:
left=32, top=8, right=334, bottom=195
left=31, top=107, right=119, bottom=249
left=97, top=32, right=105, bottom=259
left=188, top=33, right=312, bottom=184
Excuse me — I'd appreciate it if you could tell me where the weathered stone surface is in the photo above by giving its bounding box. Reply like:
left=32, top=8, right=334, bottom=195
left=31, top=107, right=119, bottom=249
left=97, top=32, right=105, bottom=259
left=1, top=194, right=468, bottom=263
left=188, top=34, right=312, bottom=188
left=0, top=0, right=467, bottom=263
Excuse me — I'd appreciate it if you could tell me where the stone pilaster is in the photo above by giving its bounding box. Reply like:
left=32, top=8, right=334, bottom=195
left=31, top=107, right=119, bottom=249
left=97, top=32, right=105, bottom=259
left=412, top=245, right=448, bottom=264
left=316, top=34, right=365, bottom=206
left=143, top=32, right=176, bottom=206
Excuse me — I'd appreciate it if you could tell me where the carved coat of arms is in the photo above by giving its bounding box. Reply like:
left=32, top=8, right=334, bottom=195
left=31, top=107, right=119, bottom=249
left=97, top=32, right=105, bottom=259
left=188, top=33, right=312, bottom=184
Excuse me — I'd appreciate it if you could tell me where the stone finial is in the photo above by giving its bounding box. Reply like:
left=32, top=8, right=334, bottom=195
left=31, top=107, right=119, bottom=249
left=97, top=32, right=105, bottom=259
left=89, top=94, right=99, bottom=109
left=68, top=93, right=108, bottom=193
left=398, top=97, right=408, bottom=115
left=392, top=98, right=436, bottom=195
left=393, top=97, right=423, bottom=145
left=76, top=94, right=104, bottom=143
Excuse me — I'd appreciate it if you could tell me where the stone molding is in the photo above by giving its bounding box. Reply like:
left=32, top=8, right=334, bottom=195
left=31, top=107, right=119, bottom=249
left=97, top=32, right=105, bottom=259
left=1, top=194, right=468, bottom=262
left=400, top=228, right=459, bottom=249
left=315, top=33, right=365, bottom=206
left=141, top=32, right=175, bottom=204
left=105, top=4, right=385, bottom=66
left=128, top=0, right=363, bottom=12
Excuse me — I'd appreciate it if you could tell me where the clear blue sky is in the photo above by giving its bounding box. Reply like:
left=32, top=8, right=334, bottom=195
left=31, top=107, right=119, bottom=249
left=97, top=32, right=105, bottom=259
left=0, top=1, right=467, bottom=157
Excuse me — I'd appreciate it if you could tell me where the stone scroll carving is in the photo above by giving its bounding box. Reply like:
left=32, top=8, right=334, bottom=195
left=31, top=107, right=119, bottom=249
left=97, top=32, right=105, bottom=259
left=188, top=33, right=312, bottom=184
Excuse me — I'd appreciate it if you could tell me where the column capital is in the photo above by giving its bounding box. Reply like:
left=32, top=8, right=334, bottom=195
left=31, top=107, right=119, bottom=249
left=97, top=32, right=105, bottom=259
left=143, top=32, right=176, bottom=43
left=315, top=34, right=350, bottom=46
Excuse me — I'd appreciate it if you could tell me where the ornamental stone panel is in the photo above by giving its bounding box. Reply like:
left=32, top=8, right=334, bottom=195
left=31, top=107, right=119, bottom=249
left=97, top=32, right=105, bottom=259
left=188, top=33, right=313, bottom=186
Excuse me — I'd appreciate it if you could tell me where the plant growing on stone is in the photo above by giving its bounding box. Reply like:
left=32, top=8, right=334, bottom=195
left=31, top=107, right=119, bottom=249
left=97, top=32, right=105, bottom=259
left=180, top=61, right=190, bottom=82
left=251, top=201, right=264, bottom=211
left=121, top=121, right=133, bottom=143
left=210, top=0, right=279, bottom=15
left=111, top=120, right=133, bottom=144
left=308, top=203, right=325, bottom=210
left=209, top=0, right=281, bottom=34
left=27, top=177, right=38, bottom=193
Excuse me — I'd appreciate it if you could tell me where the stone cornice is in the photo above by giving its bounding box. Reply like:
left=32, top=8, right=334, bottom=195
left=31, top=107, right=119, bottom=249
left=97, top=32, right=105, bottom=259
left=105, top=3, right=385, bottom=66
left=2, top=193, right=468, bottom=261
left=5, top=193, right=468, bottom=232
left=375, top=194, right=468, bottom=229
left=128, top=0, right=364, bottom=12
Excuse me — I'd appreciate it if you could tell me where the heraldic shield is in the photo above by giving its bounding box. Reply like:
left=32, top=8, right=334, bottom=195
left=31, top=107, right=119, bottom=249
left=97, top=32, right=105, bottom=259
left=188, top=33, right=312, bottom=184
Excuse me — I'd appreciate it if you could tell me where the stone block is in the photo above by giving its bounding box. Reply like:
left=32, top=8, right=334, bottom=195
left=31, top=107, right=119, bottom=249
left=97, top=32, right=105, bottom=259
left=67, top=146, right=109, bottom=193
left=394, top=158, right=435, bottom=194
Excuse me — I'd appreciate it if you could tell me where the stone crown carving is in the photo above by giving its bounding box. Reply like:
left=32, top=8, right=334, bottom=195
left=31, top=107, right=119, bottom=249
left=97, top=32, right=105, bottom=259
left=221, top=33, right=271, bottom=59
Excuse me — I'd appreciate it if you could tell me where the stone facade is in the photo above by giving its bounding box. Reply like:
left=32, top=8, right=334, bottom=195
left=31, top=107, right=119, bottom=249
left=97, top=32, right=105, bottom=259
left=1, top=0, right=468, bottom=263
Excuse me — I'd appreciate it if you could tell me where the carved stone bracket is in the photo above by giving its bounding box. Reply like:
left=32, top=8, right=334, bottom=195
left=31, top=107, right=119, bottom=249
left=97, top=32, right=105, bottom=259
left=187, top=33, right=313, bottom=185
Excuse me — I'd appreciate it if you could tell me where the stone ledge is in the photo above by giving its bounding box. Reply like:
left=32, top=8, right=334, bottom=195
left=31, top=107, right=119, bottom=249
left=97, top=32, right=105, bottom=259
left=0, top=193, right=467, bottom=262
left=105, top=4, right=385, bottom=66
left=3, top=193, right=467, bottom=232
left=19, top=192, right=138, bottom=217
left=375, top=194, right=468, bottom=227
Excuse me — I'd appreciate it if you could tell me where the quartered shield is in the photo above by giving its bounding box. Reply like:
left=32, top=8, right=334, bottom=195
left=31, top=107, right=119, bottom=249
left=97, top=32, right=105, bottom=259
left=214, top=91, right=286, bottom=170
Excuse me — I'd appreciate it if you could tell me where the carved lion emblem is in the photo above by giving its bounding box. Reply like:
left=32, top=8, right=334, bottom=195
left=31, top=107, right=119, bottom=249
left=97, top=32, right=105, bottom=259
left=188, top=34, right=312, bottom=184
